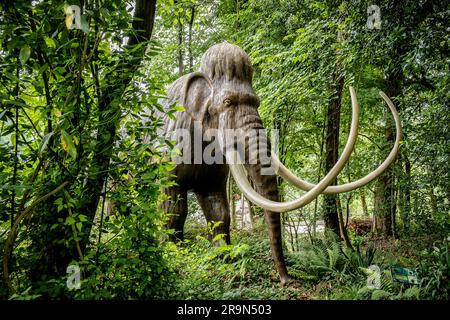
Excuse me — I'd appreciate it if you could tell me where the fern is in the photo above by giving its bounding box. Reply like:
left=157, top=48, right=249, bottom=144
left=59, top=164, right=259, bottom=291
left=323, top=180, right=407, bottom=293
left=290, top=236, right=346, bottom=279
left=345, top=241, right=377, bottom=276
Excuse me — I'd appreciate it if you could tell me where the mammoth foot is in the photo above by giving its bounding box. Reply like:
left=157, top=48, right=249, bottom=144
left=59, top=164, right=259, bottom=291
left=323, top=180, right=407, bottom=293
left=280, top=274, right=296, bottom=287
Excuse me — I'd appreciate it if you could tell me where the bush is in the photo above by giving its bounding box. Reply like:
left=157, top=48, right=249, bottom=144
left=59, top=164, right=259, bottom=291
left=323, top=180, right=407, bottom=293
left=168, top=223, right=305, bottom=300
left=418, top=237, right=450, bottom=300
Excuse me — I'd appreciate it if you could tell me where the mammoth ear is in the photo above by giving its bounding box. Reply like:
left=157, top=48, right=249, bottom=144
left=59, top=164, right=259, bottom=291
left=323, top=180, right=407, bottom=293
left=182, top=72, right=213, bottom=122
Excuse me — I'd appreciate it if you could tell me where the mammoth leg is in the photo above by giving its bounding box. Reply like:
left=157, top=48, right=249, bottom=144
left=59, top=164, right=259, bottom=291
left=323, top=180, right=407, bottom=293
left=196, top=188, right=231, bottom=245
left=162, top=186, right=188, bottom=242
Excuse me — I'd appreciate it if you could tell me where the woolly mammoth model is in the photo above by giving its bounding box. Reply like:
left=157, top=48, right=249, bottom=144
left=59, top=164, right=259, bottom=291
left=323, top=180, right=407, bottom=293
left=158, top=42, right=401, bottom=285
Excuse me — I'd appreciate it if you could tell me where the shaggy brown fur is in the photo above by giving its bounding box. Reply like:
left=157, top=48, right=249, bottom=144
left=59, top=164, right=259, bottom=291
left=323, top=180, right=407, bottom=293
left=159, top=42, right=292, bottom=285
left=200, top=42, right=253, bottom=83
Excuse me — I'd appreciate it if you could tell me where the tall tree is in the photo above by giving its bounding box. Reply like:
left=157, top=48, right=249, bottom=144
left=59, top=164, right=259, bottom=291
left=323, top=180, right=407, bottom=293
left=322, top=72, right=344, bottom=234
left=177, top=17, right=184, bottom=76
left=188, top=5, right=196, bottom=72
left=79, top=0, right=157, bottom=246
left=1, top=0, right=157, bottom=293
left=371, top=0, right=438, bottom=236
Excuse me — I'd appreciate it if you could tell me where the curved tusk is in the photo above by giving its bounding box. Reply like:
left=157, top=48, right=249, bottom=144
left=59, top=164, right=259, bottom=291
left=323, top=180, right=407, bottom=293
left=226, top=86, right=360, bottom=213
left=274, top=90, right=402, bottom=195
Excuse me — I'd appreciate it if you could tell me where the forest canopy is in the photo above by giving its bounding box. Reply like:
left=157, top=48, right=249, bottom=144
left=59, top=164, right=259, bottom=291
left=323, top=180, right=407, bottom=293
left=0, top=0, right=448, bottom=300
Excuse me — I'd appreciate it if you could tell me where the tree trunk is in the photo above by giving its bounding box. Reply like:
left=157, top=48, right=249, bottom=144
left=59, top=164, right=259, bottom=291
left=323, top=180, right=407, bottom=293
left=403, top=155, right=411, bottom=230
left=246, top=198, right=254, bottom=228
left=312, top=118, right=326, bottom=239
left=240, top=192, right=245, bottom=228
left=188, top=5, right=195, bottom=72
left=374, top=69, right=402, bottom=237
left=345, top=194, right=351, bottom=228
left=429, top=187, right=438, bottom=218
left=227, top=173, right=236, bottom=229
left=323, top=74, right=344, bottom=236
left=360, top=189, right=369, bottom=217
left=177, top=17, right=184, bottom=77
left=81, top=0, right=156, bottom=244
left=372, top=1, right=419, bottom=238
left=283, top=215, right=297, bottom=251
left=337, top=197, right=353, bottom=249
left=28, top=0, right=157, bottom=286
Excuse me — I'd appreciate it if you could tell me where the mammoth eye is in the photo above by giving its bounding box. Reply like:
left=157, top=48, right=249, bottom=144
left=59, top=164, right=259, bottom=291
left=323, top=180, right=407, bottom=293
left=223, top=99, right=232, bottom=107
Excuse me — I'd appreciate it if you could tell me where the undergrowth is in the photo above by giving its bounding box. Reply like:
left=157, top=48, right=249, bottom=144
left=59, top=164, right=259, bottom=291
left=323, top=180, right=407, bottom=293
left=168, top=222, right=449, bottom=300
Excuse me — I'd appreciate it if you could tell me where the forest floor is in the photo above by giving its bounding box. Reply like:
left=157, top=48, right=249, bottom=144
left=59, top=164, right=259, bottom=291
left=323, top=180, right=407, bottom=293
left=174, top=220, right=448, bottom=300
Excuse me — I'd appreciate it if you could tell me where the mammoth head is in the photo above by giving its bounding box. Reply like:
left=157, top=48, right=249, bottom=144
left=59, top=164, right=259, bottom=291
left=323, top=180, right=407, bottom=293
left=199, top=41, right=253, bottom=84
left=180, top=42, right=260, bottom=129
left=174, top=42, right=402, bottom=213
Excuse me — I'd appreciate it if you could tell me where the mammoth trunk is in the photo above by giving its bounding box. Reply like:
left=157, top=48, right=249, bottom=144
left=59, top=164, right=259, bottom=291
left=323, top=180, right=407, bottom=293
left=219, top=106, right=290, bottom=282
left=219, top=105, right=276, bottom=172
left=242, top=137, right=290, bottom=283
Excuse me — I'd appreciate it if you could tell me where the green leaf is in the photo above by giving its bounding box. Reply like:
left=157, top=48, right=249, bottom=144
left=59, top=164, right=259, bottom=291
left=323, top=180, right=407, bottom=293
left=10, top=133, right=16, bottom=148
left=4, top=72, right=20, bottom=82
left=38, top=132, right=54, bottom=155
left=3, top=99, right=26, bottom=107
left=44, top=37, right=56, bottom=49
left=65, top=216, right=76, bottom=225
left=19, top=46, right=31, bottom=65
left=80, top=14, right=90, bottom=33
left=60, top=129, right=77, bottom=160
left=212, top=234, right=225, bottom=242
left=38, top=63, right=48, bottom=75
left=100, top=8, right=110, bottom=19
